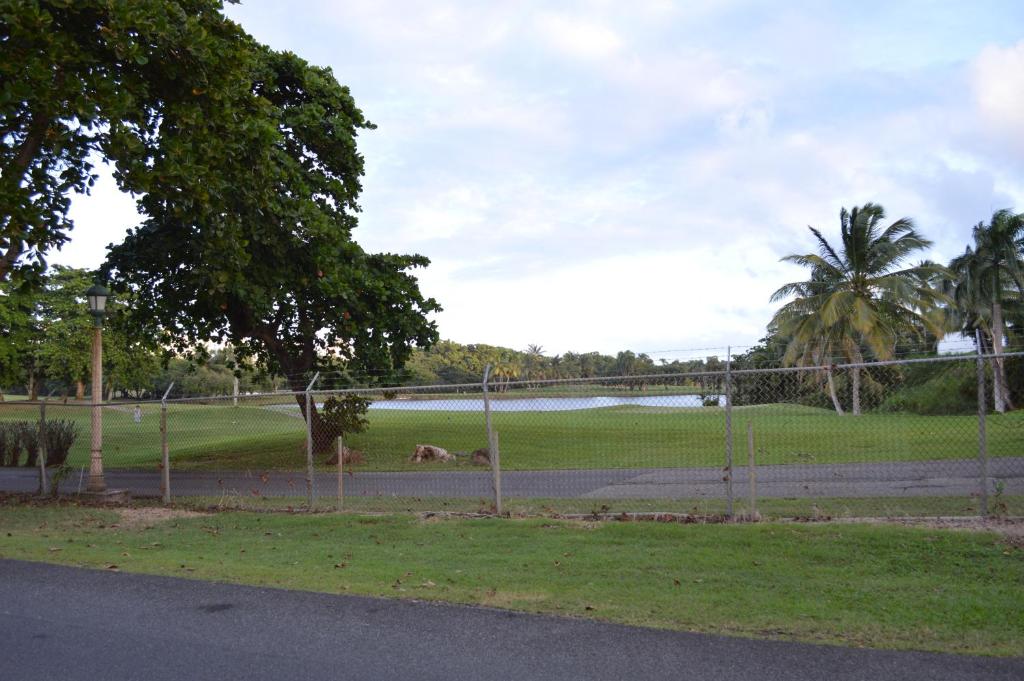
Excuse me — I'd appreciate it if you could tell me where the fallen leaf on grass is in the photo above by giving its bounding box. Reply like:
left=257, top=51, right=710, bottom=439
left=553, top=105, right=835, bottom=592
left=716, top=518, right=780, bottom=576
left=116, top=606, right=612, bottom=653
left=105, top=564, right=119, bottom=571
left=334, top=563, right=347, bottom=569
left=48, top=547, right=62, bottom=553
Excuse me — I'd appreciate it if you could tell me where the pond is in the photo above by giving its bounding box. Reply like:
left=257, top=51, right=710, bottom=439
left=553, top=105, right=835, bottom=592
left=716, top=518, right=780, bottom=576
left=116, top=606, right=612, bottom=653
left=364, top=394, right=724, bottom=412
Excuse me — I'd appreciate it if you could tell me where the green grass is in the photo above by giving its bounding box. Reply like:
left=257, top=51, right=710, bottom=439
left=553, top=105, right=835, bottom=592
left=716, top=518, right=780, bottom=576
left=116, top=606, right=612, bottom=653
left=2, top=401, right=1022, bottom=472
left=0, top=501, right=1021, bottom=656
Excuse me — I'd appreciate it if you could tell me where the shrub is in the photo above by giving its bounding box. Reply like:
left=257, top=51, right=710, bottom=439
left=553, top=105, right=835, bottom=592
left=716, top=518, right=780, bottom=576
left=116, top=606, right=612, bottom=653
left=314, top=394, right=370, bottom=453
left=19, top=423, right=40, bottom=467
left=0, top=423, right=24, bottom=466
left=42, top=420, right=78, bottom=467
left=876, top=363, right=977, bottom=415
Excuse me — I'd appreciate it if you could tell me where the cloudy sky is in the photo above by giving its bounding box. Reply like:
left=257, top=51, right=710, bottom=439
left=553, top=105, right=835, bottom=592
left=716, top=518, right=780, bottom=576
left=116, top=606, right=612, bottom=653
left=56, top=0, right=1024, bottom=359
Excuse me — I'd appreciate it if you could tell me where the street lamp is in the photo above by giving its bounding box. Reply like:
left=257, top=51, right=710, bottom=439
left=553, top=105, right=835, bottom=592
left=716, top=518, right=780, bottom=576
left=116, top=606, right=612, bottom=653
left=85, top=282, right=110, bottom=493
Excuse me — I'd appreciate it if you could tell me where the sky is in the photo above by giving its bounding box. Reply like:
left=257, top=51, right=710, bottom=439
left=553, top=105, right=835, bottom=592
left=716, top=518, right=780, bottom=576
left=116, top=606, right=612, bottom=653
left=54, top=0, right=1024, bottom=360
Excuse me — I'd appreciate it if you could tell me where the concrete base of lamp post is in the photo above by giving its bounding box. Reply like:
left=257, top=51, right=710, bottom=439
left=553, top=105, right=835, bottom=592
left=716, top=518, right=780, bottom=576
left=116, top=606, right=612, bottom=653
left=78, top=489, right=132, bottom=504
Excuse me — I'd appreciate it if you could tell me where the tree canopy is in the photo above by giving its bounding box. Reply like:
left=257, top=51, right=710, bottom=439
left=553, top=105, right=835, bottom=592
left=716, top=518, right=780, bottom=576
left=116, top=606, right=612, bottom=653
left=102, top=45, right=439, bottom=450
left=0, top=0, right=254, bottom=285
left=770, top=204, right=946, bottom=414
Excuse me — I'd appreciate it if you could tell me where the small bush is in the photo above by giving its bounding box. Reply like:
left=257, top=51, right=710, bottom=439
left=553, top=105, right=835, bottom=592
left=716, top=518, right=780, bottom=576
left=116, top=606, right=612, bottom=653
left=42, top=420, right=78, bottom=467
left=312, top=394, right=370, bottom=454
left=877, top=364, right=977, bottom=415
left=19, top=423, right=40, bottom=467
left=0, top=420, right=78, bottom=467
left=0, top=423, right=24, bottom=466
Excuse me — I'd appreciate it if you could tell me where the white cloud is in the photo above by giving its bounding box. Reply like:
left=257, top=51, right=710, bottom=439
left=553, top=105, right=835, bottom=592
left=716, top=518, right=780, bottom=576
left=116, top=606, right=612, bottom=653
left=419, top=242, right=802, bottom=355
left=535, top=13, right=623, bottom=61
left=972, top=40, right=1024, bottom=148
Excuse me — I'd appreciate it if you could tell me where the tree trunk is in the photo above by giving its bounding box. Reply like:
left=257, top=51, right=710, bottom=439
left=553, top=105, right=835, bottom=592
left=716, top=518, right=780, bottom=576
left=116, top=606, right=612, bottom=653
left=107, top=383, right=115, bottom=402
left=288, top=373, right=340, bottom=455
left=851, top=366, right=861, bottom=415
left=75, top=380, right=85, bottom=401
left=992, top=303, right=1010, bottom=413
left=0, top=107, right=55, bottom=281
left=27, top=374, right=37, bottom=401
left=826, top=367, right=844, bottom=415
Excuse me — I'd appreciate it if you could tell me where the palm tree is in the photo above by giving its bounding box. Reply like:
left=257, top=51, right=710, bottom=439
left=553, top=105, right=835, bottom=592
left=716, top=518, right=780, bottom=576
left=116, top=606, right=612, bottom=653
left=771, top=204, right=946, bottom=415
left=946, top=209, right=1024, bottom=412
left=523, top=344, right=546, bottom=386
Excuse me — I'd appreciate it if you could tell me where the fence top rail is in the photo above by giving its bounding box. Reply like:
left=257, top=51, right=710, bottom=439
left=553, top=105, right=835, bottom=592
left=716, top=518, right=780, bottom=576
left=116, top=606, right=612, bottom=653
left=4, top=350, right=1019, bottom=407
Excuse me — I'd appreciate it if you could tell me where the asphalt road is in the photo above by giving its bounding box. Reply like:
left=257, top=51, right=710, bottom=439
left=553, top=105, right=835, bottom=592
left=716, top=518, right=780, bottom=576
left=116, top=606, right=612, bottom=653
left=1, top=457, right=1022, bottom=499
left=1, top=560, right=1020, bottom=681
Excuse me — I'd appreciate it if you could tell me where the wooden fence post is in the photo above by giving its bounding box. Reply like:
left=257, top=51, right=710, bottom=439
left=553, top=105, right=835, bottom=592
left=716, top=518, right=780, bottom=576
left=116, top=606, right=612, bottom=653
left=747, top=420, right=757, bottom=520
left=337, top=435, right=344, bottom=512
left=976, top=330, right=990, bottom=516
left=724, top=347, right=734, bottom=519
left=37, top=398, right=48, bottom=496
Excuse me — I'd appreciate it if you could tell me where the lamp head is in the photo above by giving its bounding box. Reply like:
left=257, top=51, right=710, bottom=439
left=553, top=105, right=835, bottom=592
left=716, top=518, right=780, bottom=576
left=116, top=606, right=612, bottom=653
left=85, top=282, right=111, bottom=327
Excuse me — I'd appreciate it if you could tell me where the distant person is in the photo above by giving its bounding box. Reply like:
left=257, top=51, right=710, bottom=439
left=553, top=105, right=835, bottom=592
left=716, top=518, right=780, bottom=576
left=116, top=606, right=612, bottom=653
left=134, top=405, right=142, bottom=424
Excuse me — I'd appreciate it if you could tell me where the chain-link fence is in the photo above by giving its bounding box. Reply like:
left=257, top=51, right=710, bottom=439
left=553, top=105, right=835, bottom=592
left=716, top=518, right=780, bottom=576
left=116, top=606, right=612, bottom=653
left=1, top=352, right=1022, bottom=518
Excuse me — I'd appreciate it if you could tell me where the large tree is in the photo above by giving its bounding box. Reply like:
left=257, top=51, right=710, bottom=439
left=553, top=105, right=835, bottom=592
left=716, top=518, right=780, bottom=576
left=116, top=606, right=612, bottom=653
left=0, top=0, right=253, bottom=284
left=771, top=204, right=945, bottom=415
left=946, top=209, right=1024, bottom=413
left=104, top=47, right=439, bottom=452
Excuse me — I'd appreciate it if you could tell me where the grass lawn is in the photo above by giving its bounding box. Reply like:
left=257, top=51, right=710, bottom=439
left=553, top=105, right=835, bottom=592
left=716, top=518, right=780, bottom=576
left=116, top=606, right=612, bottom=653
left=1, top=401, right=1022, bottom=472
left=0, top=500, right=1021, bottom=656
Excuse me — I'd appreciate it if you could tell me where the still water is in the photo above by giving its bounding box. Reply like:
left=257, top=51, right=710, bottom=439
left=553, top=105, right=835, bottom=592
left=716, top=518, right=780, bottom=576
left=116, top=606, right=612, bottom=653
left=365, top=394, right=723, bottom=412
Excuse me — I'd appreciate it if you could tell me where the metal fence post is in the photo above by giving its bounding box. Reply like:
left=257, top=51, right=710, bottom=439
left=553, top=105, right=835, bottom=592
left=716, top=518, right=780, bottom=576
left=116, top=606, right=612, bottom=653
left=37, top=397, right=48, bottom=496
left=975, top=331, right=990, bottom=517
left=491, top=431, right=502, bottom=516
left=160, top=382, right=174, bottom=505
left=483, top=365, right=502, bottom=515
left=724, top=347, right=734, bottom=518
left=305, top=372, right=320, bottom=509
left=483, top=364, right=494, bottom=448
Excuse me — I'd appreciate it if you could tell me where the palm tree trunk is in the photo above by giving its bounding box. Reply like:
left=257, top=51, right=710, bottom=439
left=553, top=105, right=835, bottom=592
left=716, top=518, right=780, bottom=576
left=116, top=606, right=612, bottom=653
left=851, top=366, right=861, bottom=415
left=848, top=346, right=865, bottom=416
left=826, top=367, right=844, bottom=415
left=992, top=303, right=1010, bottom=413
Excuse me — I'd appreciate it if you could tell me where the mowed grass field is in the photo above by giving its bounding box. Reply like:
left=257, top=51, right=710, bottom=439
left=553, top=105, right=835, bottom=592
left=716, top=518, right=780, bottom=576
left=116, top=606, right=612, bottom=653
left=0, top=400, right=1022, bottom=471
left=1, top=502, right=1021, bottom=656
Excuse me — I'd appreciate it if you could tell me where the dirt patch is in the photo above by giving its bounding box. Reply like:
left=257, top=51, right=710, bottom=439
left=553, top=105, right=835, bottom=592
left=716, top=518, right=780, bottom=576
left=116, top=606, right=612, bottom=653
left=116, top=507, right=209, bottom=529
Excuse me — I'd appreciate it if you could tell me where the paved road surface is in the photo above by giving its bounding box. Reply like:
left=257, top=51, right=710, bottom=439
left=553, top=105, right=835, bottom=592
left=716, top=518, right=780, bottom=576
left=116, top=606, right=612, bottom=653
left=1, top=560, right=1019, bottom=681
left=1, top=457, right=1022, bottom=499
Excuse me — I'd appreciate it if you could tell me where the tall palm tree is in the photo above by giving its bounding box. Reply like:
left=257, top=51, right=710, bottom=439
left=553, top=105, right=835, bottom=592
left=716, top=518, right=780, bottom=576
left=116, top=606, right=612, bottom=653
left=771, top=204, right=946, bottom=415
left=947, top=209, right=1024, bottom=412
left=523, top=344, right=546, bottom=386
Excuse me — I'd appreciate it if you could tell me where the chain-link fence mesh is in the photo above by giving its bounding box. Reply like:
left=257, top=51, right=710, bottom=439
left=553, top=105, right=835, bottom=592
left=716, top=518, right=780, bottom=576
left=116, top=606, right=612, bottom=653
left=1, top=353, right=1022, bottom=517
